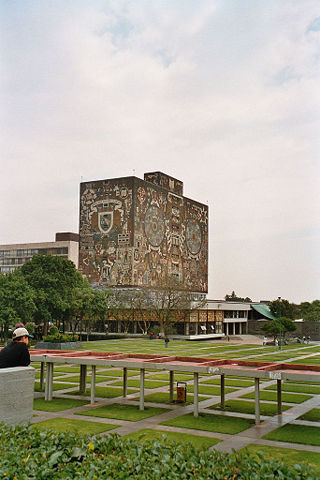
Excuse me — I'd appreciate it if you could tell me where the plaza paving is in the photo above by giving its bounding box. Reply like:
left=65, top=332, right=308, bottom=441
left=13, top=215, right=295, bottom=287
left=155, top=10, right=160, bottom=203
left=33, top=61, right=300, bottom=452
left=31, top=337, right=320, bottom=468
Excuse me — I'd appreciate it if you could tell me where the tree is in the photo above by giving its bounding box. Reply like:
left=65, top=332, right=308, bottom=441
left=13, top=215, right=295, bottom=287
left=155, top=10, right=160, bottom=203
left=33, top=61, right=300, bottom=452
left=107, top=289, right=139, bottom=334
left=67, top=279, right=112, bottom=340
left=20, top=255, right=83, bottom=335
left=269, top=298, right=298, bottom=320
left=225, top=291, right=252, bottom=302
left=261, top=317, right=296, bottom=341
left=146, top=275, right=205, bottom=336
left=299, top=300, right=320, bottom=322
left=0, top=271, right=36, bottom=341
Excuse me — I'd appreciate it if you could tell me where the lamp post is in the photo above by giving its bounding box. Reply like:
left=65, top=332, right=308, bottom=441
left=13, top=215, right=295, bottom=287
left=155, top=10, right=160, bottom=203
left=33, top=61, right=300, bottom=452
left=278, top=296, right=281, bottom=350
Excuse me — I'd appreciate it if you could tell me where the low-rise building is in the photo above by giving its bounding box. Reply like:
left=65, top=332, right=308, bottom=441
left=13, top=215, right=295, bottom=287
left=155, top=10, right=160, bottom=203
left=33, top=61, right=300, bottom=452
left=0, top=232, right=79, bottom=274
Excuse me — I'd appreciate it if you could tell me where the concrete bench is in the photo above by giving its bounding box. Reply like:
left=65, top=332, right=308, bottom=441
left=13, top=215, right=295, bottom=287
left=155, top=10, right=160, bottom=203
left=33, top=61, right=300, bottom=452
left=0, top=366, right=35, bottom=425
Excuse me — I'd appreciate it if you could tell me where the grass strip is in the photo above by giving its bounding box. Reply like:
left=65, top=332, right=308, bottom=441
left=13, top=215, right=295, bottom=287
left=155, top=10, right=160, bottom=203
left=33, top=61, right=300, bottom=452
left=201, top=378, right=254, bottom=388
left=210, top=399, right=291, bottom=416
left=34, top=382, right=77, bottom=392
left=147, top=373, right=193, bottom=381
left=33, top=397, right=88, bottom=412
left=74, top=386, right=138, bottom=398
left=265, top=383, right=320, bottom=394
left=125, top=428, right=221, bottom=449
left=133, top=392, right=210, bottom=405
left=77, top=404, right=167, bottom=421
left=241, top=390, right=312, bottom=404
left=263, top=424, right=320, bottom=446
left=111, top=379, right=168, bottom=389
left=243, top=444, right=320, bottom=474
left=162, top=412, right=254, bottom=434
left=187, top=384, right=236, bottom=395
left=298, top=408, right=320, bottom=422
left=32, top=417, right=117, bottom=434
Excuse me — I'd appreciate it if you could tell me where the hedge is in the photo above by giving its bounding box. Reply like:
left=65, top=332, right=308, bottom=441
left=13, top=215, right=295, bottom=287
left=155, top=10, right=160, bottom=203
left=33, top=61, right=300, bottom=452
left=0, top=424, right=317, bottom=479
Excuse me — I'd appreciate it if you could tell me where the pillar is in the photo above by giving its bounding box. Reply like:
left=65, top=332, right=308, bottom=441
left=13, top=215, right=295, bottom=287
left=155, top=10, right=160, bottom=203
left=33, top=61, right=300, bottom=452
left=79, top=365, right=87, bottom=394
left=277, top=379, right=282, bottom=415
left=254, top=378, right=260, bottom=424
left=139, top=369, right=145, bottom=411
left=45, top=362, right=53, bottom=401
left=90, top=366, right=96, bottom=405
left=123, top=368, right=128, bottom=398
left=193, top=372, right=199, bottom=417
left=220, top=374, right=225, bottom=409
left=169, top=371, right=174, bottom=403
left=40, top=362, right=45, bottom=391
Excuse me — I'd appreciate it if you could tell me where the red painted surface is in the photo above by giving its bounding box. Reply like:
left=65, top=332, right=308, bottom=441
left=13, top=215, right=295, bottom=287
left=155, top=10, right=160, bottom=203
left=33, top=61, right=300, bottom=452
left=29, top=350, right=320, bottom=374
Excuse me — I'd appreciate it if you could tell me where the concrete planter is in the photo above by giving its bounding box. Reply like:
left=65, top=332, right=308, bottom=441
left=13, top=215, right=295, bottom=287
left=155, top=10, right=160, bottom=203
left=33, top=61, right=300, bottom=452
left=0, top=366, right=35, bottom=425
left=35, top=341, right=82, bottom=350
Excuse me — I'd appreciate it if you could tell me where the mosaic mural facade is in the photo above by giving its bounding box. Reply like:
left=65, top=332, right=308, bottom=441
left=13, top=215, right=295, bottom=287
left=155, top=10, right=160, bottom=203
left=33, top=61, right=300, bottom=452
left=79, top=172, right=208, bottom=293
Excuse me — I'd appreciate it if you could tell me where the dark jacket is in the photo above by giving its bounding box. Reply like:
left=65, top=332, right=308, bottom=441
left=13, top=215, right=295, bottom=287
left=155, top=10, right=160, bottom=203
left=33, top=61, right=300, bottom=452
left=0, top=341, right=30, bottom=368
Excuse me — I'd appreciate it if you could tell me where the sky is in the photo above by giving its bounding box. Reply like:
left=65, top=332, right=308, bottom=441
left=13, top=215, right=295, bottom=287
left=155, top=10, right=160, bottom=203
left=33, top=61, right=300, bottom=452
left=1, top=0, right=319, bottom=303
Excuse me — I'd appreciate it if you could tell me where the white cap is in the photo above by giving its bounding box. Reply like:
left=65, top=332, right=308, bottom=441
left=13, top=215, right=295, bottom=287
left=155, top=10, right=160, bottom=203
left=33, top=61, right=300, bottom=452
left=12, top=327, right=33, bottom=339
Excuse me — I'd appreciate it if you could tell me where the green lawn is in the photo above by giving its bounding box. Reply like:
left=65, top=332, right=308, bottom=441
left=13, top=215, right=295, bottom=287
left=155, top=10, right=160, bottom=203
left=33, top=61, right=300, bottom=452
left=162, top=413, right=254, bottom=434
left=74, top=386, right=138, bottom=398
left=263, top=424, right=320, bottom=446
left=200, top=378, right=254, bottom=388
left=32, top=417, right=118, bottom=434
left=111, top=379, right=168, bottom=389
left=91, top=368, right=140, bottom=377
left=54, top=366, right=81, bottom=373
left=298, top=408, right=320, bottom=422
left=288, top=357, right=320, bottom=365
left=77, top=404, right=167, bottom=421
left=266, top=383, right=320, bottom=395
left=187, top=384, right=236, bottom=395
left=241, top=390, right=312, bottom=404
left=125, top=428, right=221, bottom=449
left=210, top=400, right=291, bottom=416
left=147, top=373, right=193, bottom=382
left=34, top=382, right=77, bottom=392
left=33, top=397, right=88, bottom=412
left=135, top=392, right=210, bottom=404
left=243, top=444, right=320, bottom=475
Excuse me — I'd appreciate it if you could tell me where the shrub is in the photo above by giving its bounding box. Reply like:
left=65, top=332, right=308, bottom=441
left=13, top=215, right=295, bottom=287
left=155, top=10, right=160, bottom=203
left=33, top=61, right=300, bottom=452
left=0, top=424, right=317, bottom=479
left=25, top=322, right=35, bottom=335
left=42, top=333, right=77, bottom=343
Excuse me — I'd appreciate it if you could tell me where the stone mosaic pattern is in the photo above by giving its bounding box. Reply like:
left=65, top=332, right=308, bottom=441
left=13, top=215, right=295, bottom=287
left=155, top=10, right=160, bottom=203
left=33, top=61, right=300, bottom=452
left=79, top=174, right=208, bottom=293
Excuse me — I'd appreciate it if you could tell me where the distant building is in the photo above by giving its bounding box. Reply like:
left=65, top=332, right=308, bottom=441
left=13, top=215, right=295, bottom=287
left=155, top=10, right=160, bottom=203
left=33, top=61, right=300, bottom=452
left=79, top=172, right=208, bottom=293
left=100, top=300, right=275, bottom=339
left=0, top=232, right=79, bottom=274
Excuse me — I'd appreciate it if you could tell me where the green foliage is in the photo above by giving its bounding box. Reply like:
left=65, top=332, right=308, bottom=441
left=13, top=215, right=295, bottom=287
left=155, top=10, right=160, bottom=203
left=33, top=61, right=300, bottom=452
left=0, top=424, right=317, bottom=479
left=42, top=332, right=76, bottom=343
left=25, top=321, right=35, bottom=335
left=20, top=254, right=83, bottom=332
left=299, top=300, right=320, bottom=322
left=225, top=291, right=252, bottom=302
left=269, top=298, right=297, bottom=319
left=0, top=271, right=36, bottom=338
left=261, top=317, right=296, bottom=339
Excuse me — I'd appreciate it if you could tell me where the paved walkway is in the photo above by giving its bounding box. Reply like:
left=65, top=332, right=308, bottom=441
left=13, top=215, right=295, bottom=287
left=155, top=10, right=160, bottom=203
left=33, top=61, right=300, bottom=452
left=32, top=342, right=320, bottom=456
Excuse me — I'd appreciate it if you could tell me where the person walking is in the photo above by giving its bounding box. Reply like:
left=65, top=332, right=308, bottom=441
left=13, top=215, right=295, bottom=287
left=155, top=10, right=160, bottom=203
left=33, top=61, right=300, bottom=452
left=263, top=336, right=267, bottom=346
left=164, top=336, right=170, bottom=348
left=0, top=327, right=33, bottom=368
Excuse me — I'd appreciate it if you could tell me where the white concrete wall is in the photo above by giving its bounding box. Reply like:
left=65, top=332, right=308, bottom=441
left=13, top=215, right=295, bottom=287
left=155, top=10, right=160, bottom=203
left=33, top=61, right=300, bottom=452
left=0, top=366, right=35, bottom=425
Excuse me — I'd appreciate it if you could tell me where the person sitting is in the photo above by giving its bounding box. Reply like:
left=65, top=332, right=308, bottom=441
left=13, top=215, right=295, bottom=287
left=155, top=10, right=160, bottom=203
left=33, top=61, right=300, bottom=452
left=0, top=327, right=33, bottom=368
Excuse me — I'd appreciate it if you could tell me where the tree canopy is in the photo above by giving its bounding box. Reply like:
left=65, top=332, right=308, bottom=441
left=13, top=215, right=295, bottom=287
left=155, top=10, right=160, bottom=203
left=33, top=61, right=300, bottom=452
left=20, top=254, right=83, bottom=333
left=261, top=317, right=296, bottom=340
left=0, top=270, right=36, bottom=339
left=224, top=291, right=252, bottom=302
